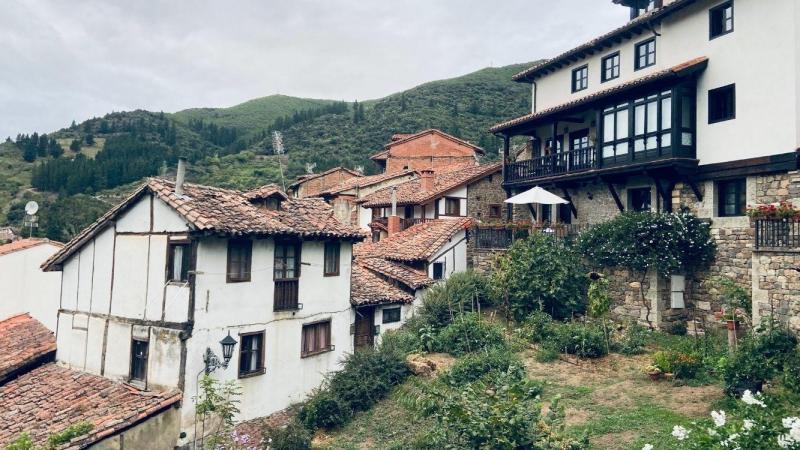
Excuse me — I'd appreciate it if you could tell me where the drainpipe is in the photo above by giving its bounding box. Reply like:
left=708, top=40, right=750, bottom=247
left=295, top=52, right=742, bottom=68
left=175, top=157, right=187, bottom=196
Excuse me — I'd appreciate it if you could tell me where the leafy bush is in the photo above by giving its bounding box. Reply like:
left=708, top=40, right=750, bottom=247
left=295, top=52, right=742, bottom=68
left=669, top=321, right=688, bottom=336
left=433, top=313, right=507, bottom=356
left=5, top=433, right=35, bottom=450
left=263, top=420, right=312, bottom=450
left=46, top=422, right=93, bottom=449
left=442, top=348, right=524, bottom=386
left=297, top=388, right=350, bottom=430
left=615, top=321, right=650, bottom=355
left=489, top=233, right=588, bottom=320
left=725, top=329, right=799, bottom=397
left=417, top=271, right=489, bottom=331
left=329, top=348, right=411, bottom=413
left=751, top=328, right=798, bottom=372
left=380, top=327, right=423, bottom=356
left=519, top=310, right=555, bottom=344
left=651, top=350, right=702, bottom=379
left=547, top=321, right=608, bottom=359
left=782, top=350, right=800, bottom=395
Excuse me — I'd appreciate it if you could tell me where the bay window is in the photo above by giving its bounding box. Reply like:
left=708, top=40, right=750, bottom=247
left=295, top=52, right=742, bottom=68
left=633, top=91, right=672, bottom=158
left=602, top=103, right=629, bottom=162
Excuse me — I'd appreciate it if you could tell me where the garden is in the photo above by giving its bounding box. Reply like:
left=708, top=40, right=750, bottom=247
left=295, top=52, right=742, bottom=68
left=195, top=211, right=800, bottom=450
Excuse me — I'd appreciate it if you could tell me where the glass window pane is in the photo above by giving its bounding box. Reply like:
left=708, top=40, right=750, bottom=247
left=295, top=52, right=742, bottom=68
left=682, top=96, right=692, bottom=128
left=661, top=132, right=671, bottom=148
left=661, top=97, right=672, bottom=129
left=616, top=109, right=628, bottom=139
left=617, top=141, right=628, bottom=155
left=647, top=101, right=658, bottom=133
left=682, top=132, right=693, bottom=146
left=646, top=136, right=657, bottom=150
left=635, top=105, right=646, bottom=135
left=635, top=139, right=645, bottom=152
left=603, top=113, right=615, bottom=142
left=603, top=145, right=615, bottom=158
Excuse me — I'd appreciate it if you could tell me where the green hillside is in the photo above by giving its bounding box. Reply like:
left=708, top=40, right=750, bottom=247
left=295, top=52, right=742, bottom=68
left=173, top=94, right=336, bottom=137
left=0, top=61, right=538, bottom=240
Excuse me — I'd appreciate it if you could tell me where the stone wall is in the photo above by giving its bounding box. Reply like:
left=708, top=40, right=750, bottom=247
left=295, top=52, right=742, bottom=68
left=467, top=172, right=507, bottom=224
left=752, top=251, right=800, bottom=333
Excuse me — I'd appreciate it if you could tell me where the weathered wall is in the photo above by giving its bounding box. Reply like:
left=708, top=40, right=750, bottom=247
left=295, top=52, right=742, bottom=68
left=0, top=243, right=62, bottom=331
left=384, top=132, right=479, bottom=174
left=293, top=169, right=361, bottom=198
left=92, top=405, right=181, bottom=450
left=466, top=171, right=507, bottom=224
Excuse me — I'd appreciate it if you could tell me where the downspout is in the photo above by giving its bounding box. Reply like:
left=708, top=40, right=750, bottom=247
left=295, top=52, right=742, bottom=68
left=531, top=80, right=538, bottom=114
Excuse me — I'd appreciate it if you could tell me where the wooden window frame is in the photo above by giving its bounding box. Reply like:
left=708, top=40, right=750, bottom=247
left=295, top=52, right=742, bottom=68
left=443, top=197, right=462, bottom=216
left=708, top=84, right=736, bottom=124
left=274, top=241, right=301, bottom=281
left=301, top=320, right=332, bottom=358
left=238, top=331, right=266, bottom=378
left=716, top=178, right=746, bottom=217
left=571, top=64, right=589, bottom=93
left=432, top=261, right=445, bottom=280
left=634, top=38, right=656, bottom=71
left=166, top=241, right=191, bottom=283
left=226, top=239, right=252, bottom=283
left=323, top=241, right=341, bottom=277
left=601, top=52, right=620, bottom=83
left=627, top=187, right=653, bottom=212
left=382, top=307, right=401, bottom=324
left=709, top=1, right=734, bottom=40
left=129, top=338, right=149, bottom=384
left=488, top=204, right=502, bottom=219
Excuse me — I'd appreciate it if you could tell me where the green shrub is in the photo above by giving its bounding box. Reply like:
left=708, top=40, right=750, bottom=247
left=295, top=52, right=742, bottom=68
left=489, top=233, right=588, bottom=320
left=417, top=271, right=489, bottom=330
left=329, top=348, right=411, bottom=413
left=615, top=321, right=650, bottom=355
left=548, top=321, right=608, bottom=359
left=380, top=327, right=423, bottom=356
left=651, top=350, right=702, bottom=379
left=782, top=349, right=800, bottom=395
left=298, top=388, right=350, bottom=430
left=669, top=321, right=688, bottom=336
left=724, top=341, right=771, bottom=397
left=5, top=433, right=35, bottom=450
left=534, top=346, right=560, bottom=363
left=433, top=313, right=507, bottom=356
left=47, top=422, right=93, bottom=449
left=263, top=420, right=312, bottom=450
left=751, top=328, right=798, bottom=372
left=520, top=310, right=555, bottom=344
left=442, top=349, right=523, bottom=386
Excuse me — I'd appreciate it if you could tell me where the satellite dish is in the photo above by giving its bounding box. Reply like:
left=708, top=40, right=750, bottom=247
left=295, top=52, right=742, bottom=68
left=25, top=201, right=39, bottom=216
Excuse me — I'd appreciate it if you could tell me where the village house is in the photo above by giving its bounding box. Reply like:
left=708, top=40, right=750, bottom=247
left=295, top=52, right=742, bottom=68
left=318, top=169, right=417, bottom=227
left=370, top=129, right=484, bottom=174
left=39, top=161, right=365, bottom=448
left=489, top=0, right=800, bottom=331
left=286, top=166, right=362, bottom=198
left=0, top=238, right=63, bottom=331
left=351, top=218, right=473, bottom=347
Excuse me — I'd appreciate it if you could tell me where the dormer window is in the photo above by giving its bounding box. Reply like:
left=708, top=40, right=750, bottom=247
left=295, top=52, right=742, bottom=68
left=572, top=65, right=589, bottom=93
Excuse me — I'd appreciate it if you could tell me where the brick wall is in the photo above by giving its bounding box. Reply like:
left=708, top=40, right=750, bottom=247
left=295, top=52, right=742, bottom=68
left=294, top=170, right=360, bottom=198
left=383, top=132, right=479, bottom=174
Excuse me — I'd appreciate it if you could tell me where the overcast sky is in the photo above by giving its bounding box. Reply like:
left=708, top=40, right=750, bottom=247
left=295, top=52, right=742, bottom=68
left=0, top=1, right=628, bottom=138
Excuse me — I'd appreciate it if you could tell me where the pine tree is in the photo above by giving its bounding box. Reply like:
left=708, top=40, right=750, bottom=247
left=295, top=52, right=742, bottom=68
left=69, top=139, right=81, bottom=152
left=49, top=140, right=64, bottom=158
left=85, top=134, right=95, bottom=145
left=400, top=93, right=407, bottom=112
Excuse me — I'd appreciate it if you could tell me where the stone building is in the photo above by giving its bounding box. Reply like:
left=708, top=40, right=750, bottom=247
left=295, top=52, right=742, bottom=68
left=287, top=166, right=362, bottom=198
left=369, top=129, right=483, bottom=174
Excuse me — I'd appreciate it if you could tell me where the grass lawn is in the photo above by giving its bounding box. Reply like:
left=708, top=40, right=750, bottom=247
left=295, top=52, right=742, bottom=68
left=314, top=346, right=725, bottom=450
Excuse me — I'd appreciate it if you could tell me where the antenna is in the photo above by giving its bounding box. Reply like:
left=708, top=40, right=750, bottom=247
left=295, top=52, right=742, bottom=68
left=272, top=131, right=287, bottom=191
left=305, top=162, right=317, bottom=174
left=23, top=201, right=39, bottom=238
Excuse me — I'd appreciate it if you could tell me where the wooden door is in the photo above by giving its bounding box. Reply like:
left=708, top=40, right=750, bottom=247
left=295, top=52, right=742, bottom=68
left=354, top=307, right=375, bottom=350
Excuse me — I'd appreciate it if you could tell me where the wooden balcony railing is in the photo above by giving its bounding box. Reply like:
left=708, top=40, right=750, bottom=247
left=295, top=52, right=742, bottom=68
left=755, top=219, right=800, bottom=249
left=400, top=217, right=435, bottom=230
left=274, top=279, right=299, bottom=311
left=504, top=146, right=597, bottom=183
left=473, top=223, right=591, bottom=249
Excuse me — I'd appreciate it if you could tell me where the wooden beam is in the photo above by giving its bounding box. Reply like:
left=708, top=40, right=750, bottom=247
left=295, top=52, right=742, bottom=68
left=504, top=188, right=514, bottom=222
left=527, top=203, right=537, bottom=221
left=561, top=188, right=578, bottom=219
left=687, top=178, right=703, bottom=202
left=605, top=181, right=625, bottom=212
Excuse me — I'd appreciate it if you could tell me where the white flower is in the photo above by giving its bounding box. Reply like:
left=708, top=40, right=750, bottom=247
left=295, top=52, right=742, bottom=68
left=778, top=434, right=794, bottom=449
left=642, top=445, right=654, bottom=450
left=712, top=410, right=727, bottom=427
left=741, top=390, right=767, bottom=408
left=708, top=427, right=719, bottom=437
left=743, top=419, right=755, bottom=431
left=672, top=425, right=690, bottom=440
left=783, top=417, right=800, bottom=429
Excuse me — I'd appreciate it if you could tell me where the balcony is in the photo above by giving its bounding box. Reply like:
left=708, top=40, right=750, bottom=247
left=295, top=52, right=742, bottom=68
left=274, top=279, right=299, bottom=311
left=755, top=219, right=800, bottom=250
left=505, top=146, right=597, bottom=184
left=370, top=217, right=435, bottom=232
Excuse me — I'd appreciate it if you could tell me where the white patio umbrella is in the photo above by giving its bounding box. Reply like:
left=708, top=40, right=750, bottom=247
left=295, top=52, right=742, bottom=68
left=504, top=186, right=569, bottom=205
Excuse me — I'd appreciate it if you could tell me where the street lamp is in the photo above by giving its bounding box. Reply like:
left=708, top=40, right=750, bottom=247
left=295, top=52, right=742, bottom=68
left=203, top=332, right=238, bottom=374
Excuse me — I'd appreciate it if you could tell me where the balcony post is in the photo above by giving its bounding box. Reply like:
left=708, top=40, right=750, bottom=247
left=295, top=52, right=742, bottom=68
left=501, top=134, right=509, bottom=181
left=551, top=122, right=558, bottom=174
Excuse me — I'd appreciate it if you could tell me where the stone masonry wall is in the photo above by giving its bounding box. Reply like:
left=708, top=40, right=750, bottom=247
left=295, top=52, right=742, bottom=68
left=467, top=172, right=507, bottom=224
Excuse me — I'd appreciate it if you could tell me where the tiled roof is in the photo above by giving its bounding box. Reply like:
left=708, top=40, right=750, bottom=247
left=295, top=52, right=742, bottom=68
left=0, top=364, right=182, bottom=448
left=43, top=179, right=365, bottom=270
left=243, top=184, right=289, bottom=201
left=369, top=150, right=390, bottom=161
left=287, top=166, right=362, bottom=189
left=0, top=239, right=63, bottom=257
left=357, top=255, right=433, bottom=290
left=355, top=218, right=473, bottom=263
left=317, top=170, right=415, bottom=196
left=512, top=0, right=701, bottom=82
left=350, top=263, right=415, bottom=306
left=0, top=314, right=56, bottom=384
left=491, top=57, right=709, bottom=134
left=369, top=129, right=485, bottom=160
left=358, top=163, right=502, bottom=208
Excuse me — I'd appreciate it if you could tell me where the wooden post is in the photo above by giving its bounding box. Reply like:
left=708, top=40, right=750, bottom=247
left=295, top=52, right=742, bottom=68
left=551, top=122, right=558, bottom=174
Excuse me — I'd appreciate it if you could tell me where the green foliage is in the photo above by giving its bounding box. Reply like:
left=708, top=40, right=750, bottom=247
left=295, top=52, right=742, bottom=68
left=298, top=388, right=350, bottom=430
left=262, top=420, right=312, bottom=450
left=725, top=329, right=799, bottom=396
left=4, top=433, right=36, bottom=450
left=442, top=348, right=524, bottom=386
left=6, top=193, right=109, bottom=242
left=546, top=321, right=608, bottom=359
left=782, top=349, right=800, bottom=395
left=489, top=233, right=588, bottom=321
left=46, top=422, right=93, bottom=449
left=578, top=211, right=716, bottom=276
left=518, top=310, right=554, bottom=344
left=195, top=375, right=241, bottom=447
left=669, top=321, right=688, bottom=336
left=417, top=271, right=489, bottom=331
left=587, top=274, right=612, bottom=319
left=715, top=276, right=752, bottom=315
left=379, top=326, right=424, bottom=356
left=433, top=313, right=507, bottom=356
left=615, top=321, right=650, bottom=355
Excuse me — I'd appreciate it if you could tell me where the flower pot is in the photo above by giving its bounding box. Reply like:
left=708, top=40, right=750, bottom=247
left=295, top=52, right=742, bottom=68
left=647, top=372, right=662, bottom=381
left=664, top=372, right=675, bottom=381
left=726, top=319, right=739, bottom=331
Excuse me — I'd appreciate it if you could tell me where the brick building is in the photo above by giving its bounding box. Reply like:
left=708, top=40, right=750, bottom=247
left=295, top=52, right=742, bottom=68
left=370, top=129, right=483, bottom=174
left=287, top=166, right=362, bottom=198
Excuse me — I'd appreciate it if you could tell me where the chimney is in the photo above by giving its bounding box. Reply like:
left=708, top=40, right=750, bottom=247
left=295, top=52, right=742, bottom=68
left=387, top=186, right=401, bottom=235
left=175, top=157, right=187, bottom=196
left=420, top=169, right=434, bottom=191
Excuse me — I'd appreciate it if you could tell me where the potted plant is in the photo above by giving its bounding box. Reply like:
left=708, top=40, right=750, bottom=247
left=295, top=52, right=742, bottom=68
left=644, top=364, right=662, bottom=381
left=713, top=277, right=751, bottom=331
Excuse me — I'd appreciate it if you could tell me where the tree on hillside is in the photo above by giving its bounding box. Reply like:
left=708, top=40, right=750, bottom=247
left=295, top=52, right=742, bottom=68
left=85, top=134, right=95, bottom=145
left=69, top=139, right=81, bottom=152
left=48, top=139, right=63, bottom=158
left=400, top=93, right=408, bottom=112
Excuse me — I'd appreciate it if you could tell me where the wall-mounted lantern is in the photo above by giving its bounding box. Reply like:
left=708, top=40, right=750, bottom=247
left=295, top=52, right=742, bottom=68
left=203, top=332, right=238, bottom=374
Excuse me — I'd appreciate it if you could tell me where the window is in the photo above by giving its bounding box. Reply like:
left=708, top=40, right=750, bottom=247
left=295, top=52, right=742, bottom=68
left=432, top=262, right=445, bottom=280
left=444, top=197, right=461, bottom=216
left=633, top=90, right=672, bottom=157
left=301, top=321, right=331, bottom=357
left=488, top=204, right=502, bottom=219
left=628, top=187, right=652, bottom=212
left=571, top=65, right=588, bottom=92
left=382, top=307, right=401, bottom=324
left=274, top=242, right=300, bottom=280
left=324, top=242, right=340, bottom=276
left=717, top=179, right=746, bottom=217
left=602, top=103, right=629, bottom=161
left=167, top=242, right=191, bottom=282
left=541, top=204, right=552, bottom=223
left=710, top=1, right=734, bottom=39
left=708, top=84, right=736, bottom=123
left=227, top=239, right=252, bottom=283
left=559, top=203, right=572, bottom=225
left=601, top=52, right=620, bottom=82
left=634, top=38, right=656, bottom=70
left=239, top=332, right=265, bottom=377
left=544, top=135, right=563, bottom=154
left=130, top=338, right=148, bottom=382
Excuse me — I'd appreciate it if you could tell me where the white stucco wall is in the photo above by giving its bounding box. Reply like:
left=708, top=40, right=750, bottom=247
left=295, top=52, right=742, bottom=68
left=531, top=0, right=800, bottom=164
left=427, top=229, right=468, bottom=280
left=0, top=243, right=62, bottom=331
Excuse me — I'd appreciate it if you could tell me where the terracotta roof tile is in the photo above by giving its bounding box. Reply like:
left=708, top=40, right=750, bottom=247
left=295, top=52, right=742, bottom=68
left=243, top=184, right=289, bottom=201
left=0, top=314, right=56, bottom=384
left=491, top=57, right=708, bottom=133
left=355, top=218, right=473, bottom=263
left=0, top=239, right=63, bottom=257
left=0, top=364, right=181, bottom=448
left=358, top=163, right=502, bottom=208
left=43, top=179, right=365, bottom=270
left=350, top=263, right=415, bottom=306
left=369, top=129, right=485, bottom=160
left=317, top=170, right=416, bottom=196
left=357, top=257, right=433, bottom=290
left=287, top=166, right=362, bottom=189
